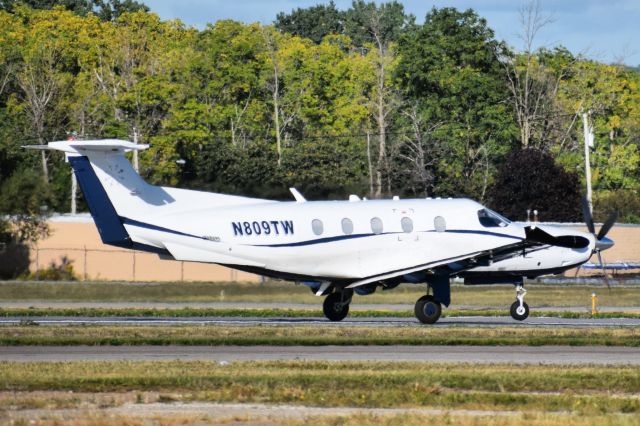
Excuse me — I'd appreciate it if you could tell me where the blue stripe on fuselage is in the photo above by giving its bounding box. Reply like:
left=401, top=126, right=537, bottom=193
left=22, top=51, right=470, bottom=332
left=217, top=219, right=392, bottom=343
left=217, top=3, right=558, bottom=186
left=120, top=217, right=206, bottom=241
left=249, top=229, right=523, bottom=247
left=254, top=233, right=381, bottom=247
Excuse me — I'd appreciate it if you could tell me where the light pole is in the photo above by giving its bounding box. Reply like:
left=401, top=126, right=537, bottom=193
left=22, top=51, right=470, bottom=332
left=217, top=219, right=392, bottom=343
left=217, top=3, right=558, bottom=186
left=582, top=111, right=594, bottom=214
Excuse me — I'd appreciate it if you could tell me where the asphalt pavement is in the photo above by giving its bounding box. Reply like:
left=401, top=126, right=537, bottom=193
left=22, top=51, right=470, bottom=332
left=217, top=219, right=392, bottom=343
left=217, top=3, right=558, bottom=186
left=1, top=345, right=639, bottom=364
left=1, top=315, right=639, bottom=327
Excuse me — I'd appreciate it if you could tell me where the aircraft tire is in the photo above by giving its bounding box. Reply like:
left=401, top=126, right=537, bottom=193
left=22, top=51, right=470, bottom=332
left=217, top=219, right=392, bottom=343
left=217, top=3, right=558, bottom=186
left=510, top=301, right=529, bottom=321
left=414, top=295, right=442, bottom=324
left=323, top=292, right=350, bottom=321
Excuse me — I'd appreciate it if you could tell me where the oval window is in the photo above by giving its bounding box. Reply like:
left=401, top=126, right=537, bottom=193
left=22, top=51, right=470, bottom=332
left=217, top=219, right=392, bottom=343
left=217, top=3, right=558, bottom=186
left=434, top=216, right=446, bottom=233
left=370, top=217, right=383, bottom=234
left=341, top=218, right=354, bottom=235
left=401, top=217, right=413, bottom=233
left=311, top=219, right=324, bottom=236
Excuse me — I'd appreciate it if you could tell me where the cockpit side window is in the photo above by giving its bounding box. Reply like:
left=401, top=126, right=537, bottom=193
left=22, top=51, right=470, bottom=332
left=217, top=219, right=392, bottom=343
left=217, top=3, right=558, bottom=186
left=477, top=209, right=510, bottom=228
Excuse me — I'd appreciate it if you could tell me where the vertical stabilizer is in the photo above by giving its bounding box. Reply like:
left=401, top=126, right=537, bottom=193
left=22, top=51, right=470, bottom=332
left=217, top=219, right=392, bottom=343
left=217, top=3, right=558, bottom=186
left=67, top=155, right=132, bottom=248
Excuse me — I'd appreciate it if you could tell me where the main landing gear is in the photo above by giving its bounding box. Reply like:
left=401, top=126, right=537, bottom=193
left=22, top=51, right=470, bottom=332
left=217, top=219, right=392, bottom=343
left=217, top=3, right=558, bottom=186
left=323, top=289, right=353, bottom=321
left=510, top=284, right=529, bottom=321
left=414, top=294, right=442, bottom=324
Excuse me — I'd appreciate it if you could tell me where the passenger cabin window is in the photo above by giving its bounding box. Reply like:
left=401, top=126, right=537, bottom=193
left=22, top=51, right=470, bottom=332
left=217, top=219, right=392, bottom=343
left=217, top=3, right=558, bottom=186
left=370, top=217, right=383, bottom=234
left=341, top=218, right=354, bottom=235
left=434, top=216, right=446, bottom=232
left=311, top=219, right=324, bottom=235
left=401, top=217, right=413, bottom=233
left=477, top=209, right=510, bottom=228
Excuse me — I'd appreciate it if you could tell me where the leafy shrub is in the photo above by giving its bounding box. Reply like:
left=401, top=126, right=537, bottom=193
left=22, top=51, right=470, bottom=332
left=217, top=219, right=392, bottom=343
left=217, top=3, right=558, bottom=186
left=22, top=256, right=77, bottom=281
left=593, top=190, right=640, bottom=224
left=487, top=148, right=582, bottom=222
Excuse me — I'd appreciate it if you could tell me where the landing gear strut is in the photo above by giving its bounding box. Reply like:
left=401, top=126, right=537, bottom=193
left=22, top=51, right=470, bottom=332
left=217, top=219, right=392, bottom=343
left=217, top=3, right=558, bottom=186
left=414, top=294, right=442, bottom=324
left=510, top=284, right=529, bottom=321
left=323, top=289, right=353, bottom=321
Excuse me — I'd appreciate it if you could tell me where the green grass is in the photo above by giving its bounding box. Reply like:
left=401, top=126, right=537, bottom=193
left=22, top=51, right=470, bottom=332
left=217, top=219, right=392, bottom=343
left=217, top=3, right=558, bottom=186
left=1, top=324, right=639, bottom=346
left=1, top=280, right=640, bottom=307
left=1, top=361, right=639, bottom=415
left=1, top=307, right=640, bottom=319
left=285, top=413, right=640, bottom=426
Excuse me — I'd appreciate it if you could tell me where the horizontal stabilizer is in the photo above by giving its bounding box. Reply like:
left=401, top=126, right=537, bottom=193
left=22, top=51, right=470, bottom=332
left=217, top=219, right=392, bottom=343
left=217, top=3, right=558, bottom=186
left=164, top=242, right=265, bottom=267
left=23, top=139, right=149, bottom=154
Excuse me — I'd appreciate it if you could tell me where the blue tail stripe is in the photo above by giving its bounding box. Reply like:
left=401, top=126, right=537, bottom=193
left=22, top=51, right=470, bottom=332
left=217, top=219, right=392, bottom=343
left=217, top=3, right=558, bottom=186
left=68, top=156, right=131, bottom=248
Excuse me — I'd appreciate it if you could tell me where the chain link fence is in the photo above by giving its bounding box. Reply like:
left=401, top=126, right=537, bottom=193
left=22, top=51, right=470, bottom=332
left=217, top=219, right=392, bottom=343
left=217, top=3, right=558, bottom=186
left=1, top=244, right=255, bottom=282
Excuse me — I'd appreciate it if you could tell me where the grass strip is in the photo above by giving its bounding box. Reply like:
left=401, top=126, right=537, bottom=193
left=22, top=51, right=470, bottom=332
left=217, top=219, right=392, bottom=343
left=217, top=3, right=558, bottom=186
left=1, top=307, right=640, bottom=319
left=2, top=281, right=640, bottom=307
left=286, top=413, right=640, bottom=426
left=1, top=361, right=639, bottom=415
left=6, top=412, right=640, bottom=426
left=1, top=325, right=639, bottom=346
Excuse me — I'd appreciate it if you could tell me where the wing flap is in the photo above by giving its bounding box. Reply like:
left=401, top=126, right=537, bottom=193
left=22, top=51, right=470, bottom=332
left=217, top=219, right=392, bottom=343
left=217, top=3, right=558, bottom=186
left=346, top=242, right=527, bottom=288
left=346, top=253, right=484, bottom=288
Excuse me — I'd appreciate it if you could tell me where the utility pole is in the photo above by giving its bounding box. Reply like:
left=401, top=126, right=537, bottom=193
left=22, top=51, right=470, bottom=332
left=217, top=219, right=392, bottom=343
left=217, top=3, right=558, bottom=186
left=132, top=127, right=139, bottom=173
left=582, top=111, right=594, bottom=214
left=71, top=172, right=77, bottom=215
left=68, top=131, right=78, bottom=215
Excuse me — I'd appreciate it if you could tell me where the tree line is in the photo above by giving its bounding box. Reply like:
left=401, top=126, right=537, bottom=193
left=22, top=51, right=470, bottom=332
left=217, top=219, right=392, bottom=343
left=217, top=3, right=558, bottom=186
left=1, top=0, right=639, bottom=245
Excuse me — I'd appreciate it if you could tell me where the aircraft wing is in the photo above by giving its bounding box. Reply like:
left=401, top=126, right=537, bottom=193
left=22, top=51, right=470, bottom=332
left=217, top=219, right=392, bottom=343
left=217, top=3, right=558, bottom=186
left=345, top=241, right=528, bottom=289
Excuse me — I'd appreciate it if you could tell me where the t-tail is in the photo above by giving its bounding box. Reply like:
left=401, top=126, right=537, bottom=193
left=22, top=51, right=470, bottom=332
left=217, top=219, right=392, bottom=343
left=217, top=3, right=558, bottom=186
left=24, top=139, right=269, bottom=255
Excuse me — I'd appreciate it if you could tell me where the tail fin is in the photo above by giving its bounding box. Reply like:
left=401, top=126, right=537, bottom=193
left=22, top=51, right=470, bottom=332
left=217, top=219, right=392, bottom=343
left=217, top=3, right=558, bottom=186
left=26, top=139, right=158, bottom=248
left=25, top=139, right=272, bottom=252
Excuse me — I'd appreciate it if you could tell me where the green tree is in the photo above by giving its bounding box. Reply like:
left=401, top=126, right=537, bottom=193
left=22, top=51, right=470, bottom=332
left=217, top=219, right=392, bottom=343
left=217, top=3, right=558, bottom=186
left=0, top=168, right=50, bottom=243
left=395, top=7, right=517, bottom=199
left=0, top=0, right=148, bottom=20
left=344, top=0, right=413, bottom=47
left=275, top=1, right=343, bottom=44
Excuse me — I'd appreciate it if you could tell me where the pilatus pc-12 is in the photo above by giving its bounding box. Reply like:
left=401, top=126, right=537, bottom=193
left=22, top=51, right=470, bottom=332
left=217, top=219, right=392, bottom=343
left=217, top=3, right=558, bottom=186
left=27, top=139, right=616, bottom=324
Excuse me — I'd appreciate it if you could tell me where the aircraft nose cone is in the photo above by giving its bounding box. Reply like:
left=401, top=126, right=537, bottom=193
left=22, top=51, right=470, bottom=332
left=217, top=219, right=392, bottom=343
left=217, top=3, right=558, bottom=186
left=595, top=236, right=614, bottom=252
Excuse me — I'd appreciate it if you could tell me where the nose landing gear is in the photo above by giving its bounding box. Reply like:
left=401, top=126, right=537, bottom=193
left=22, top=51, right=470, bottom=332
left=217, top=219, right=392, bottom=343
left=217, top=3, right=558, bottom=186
left=323, top=289, right=353, bottom=321
left=510, top=284, right=529, bottom=321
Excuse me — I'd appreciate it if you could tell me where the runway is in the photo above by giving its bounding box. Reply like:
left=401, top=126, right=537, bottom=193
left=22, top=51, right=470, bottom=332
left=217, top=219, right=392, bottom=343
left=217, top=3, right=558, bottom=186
left=2, top=301, right=640, bottom=313
left=1, top=345, right=639, bottom=364
left=2, top=315, right=640, bottom=327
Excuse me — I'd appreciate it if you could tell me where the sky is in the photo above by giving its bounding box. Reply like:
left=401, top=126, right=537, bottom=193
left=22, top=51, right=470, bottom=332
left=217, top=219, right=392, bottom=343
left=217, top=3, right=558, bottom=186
left=142, top=0, right=640, bottom=66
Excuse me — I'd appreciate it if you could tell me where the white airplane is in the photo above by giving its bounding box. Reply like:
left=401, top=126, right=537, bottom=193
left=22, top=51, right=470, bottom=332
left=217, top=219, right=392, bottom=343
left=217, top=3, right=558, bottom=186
left=27, top=139, right=616, bottom=324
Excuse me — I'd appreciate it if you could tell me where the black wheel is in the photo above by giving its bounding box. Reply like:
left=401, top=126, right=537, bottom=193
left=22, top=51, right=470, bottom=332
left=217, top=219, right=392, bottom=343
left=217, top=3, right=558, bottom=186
left=414, top=295, right=442, bottom=324
left=510, top=301, right=529, bottom=321
left=323, top=292, right=350, bottom=321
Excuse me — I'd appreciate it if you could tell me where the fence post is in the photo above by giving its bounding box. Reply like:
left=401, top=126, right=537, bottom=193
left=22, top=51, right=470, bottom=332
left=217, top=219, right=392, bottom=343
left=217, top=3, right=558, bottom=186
left=35, top=245, right=39, bottom=279
left=132, top=251, right=136, bottom=282
left=180, top=261, right=184, bottom=282
left=83, top=245, right=87, bottom=281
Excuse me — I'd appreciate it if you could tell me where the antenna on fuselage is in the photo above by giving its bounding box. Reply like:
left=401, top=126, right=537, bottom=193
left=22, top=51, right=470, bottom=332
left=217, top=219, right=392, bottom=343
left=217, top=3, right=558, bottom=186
left=289, top=188, right=306, bottom=202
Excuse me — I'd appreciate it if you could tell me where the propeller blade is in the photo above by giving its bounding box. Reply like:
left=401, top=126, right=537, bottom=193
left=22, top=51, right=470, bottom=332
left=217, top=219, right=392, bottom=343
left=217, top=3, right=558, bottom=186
left=596, top=250, right=611, bottom=291
left=582, top=197, right=595, bottom=234
left=596, top=211, right=618, bottom=241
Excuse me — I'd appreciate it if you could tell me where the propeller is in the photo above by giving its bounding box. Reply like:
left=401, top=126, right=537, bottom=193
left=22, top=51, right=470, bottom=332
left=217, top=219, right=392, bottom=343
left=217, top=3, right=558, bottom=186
left=581, top=197, right=618, bottom=289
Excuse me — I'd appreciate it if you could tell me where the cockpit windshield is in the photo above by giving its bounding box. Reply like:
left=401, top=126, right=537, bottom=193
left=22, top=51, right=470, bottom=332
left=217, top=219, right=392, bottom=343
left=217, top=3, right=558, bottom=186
left=477, top=208, right=510, bottom=228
